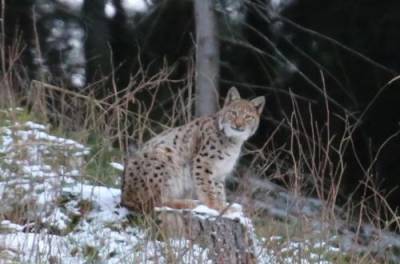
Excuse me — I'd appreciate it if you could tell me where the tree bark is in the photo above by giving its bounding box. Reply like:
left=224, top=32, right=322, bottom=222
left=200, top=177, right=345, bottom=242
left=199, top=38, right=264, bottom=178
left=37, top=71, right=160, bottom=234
left=156, top=209, right=256, bottom=263
left=194, top=0, right=219, bottom=116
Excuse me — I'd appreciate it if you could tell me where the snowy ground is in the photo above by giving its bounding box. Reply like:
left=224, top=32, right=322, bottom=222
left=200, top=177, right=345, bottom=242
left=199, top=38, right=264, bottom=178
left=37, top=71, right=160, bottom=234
left=0, top=108, right=340, bottom=263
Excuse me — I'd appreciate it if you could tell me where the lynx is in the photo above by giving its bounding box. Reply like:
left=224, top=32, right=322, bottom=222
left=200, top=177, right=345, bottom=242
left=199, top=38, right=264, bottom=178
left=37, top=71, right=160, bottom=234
left=121, top=87, right=265, bottom=213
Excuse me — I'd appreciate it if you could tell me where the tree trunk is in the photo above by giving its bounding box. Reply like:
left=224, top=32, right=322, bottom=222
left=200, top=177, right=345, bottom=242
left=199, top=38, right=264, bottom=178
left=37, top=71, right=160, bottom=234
left=156, top=208, right=256, bottom=263
left=194, top=0, right=219, bottom=116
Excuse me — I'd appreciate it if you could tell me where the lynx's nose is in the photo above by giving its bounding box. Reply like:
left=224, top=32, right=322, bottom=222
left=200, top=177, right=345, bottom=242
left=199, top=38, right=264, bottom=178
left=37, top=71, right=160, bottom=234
left=232, top=119, right=245, bottom=132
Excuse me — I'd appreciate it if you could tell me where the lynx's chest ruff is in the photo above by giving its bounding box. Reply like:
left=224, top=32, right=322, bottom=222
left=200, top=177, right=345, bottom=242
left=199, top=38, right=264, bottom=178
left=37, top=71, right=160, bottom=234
left=213, top=146, right=241, bottom=178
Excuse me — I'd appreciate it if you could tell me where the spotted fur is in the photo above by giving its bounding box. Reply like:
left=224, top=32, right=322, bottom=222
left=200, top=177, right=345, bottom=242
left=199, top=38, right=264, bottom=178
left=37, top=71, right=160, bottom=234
left=121, top=87, right=265, bottom=213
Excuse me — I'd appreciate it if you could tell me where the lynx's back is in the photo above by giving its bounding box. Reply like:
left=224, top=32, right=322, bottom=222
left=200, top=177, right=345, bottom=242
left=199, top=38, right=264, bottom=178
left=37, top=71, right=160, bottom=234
left=121, top=87, right=265, bottom=213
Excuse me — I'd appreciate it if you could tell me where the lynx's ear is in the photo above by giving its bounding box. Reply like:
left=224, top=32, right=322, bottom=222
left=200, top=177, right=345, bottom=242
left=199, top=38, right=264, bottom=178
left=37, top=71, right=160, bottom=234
left=224, top=86, right=241, bottom=106
left=251, top=96, right=265, bottom=115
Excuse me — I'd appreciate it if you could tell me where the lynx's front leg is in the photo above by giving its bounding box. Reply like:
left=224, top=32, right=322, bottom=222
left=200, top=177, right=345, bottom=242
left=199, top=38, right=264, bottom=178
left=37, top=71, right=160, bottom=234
left=193, top=157, right=227, bottom=211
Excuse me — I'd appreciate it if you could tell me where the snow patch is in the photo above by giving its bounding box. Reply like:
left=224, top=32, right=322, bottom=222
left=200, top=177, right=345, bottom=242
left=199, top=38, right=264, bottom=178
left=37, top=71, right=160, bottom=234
left=192, top=205, right=219, bottom=216
left=110, top=162, right=124, bottom=171
left=24, top=121, right=48, bottom=131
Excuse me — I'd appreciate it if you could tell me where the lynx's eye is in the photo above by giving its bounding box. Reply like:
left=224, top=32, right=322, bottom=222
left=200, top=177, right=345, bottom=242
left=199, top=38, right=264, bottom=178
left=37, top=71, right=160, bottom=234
left=245, top=115, right=255, bottom=122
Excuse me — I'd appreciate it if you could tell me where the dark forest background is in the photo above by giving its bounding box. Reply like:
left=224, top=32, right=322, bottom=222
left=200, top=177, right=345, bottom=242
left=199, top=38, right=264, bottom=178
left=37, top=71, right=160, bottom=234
left=3, top=0, right=400, bottom=225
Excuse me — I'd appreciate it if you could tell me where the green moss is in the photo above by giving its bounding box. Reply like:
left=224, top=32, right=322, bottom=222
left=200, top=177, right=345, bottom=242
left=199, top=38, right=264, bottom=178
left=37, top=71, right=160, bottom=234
left=82, top=245, right=100, bottom=262
left=63, top=213, right=82, bottom=235
left=0, top=108, right=43, bottom=125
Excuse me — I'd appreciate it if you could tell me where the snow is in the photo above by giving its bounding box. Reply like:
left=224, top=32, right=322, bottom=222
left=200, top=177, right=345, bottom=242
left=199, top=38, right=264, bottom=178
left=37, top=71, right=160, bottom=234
left=0, top=232, right=72, bottom=263
left=0, top=220, right=24, bottom=231
left=188, top=203, right=255, bottom=233
left=24, top=121, right=48, bottom=131
left=42, top=208, right=70, bottom=230
left=63, top=184, right=128, bottom=223
left=192, top=205, right=219, bottom=216
left=110, top=162, right=124, bottom=171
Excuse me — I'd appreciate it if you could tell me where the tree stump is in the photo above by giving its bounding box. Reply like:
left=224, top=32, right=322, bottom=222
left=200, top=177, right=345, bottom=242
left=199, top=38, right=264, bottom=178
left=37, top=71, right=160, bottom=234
left=155, top=204, right=257, bottom=264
